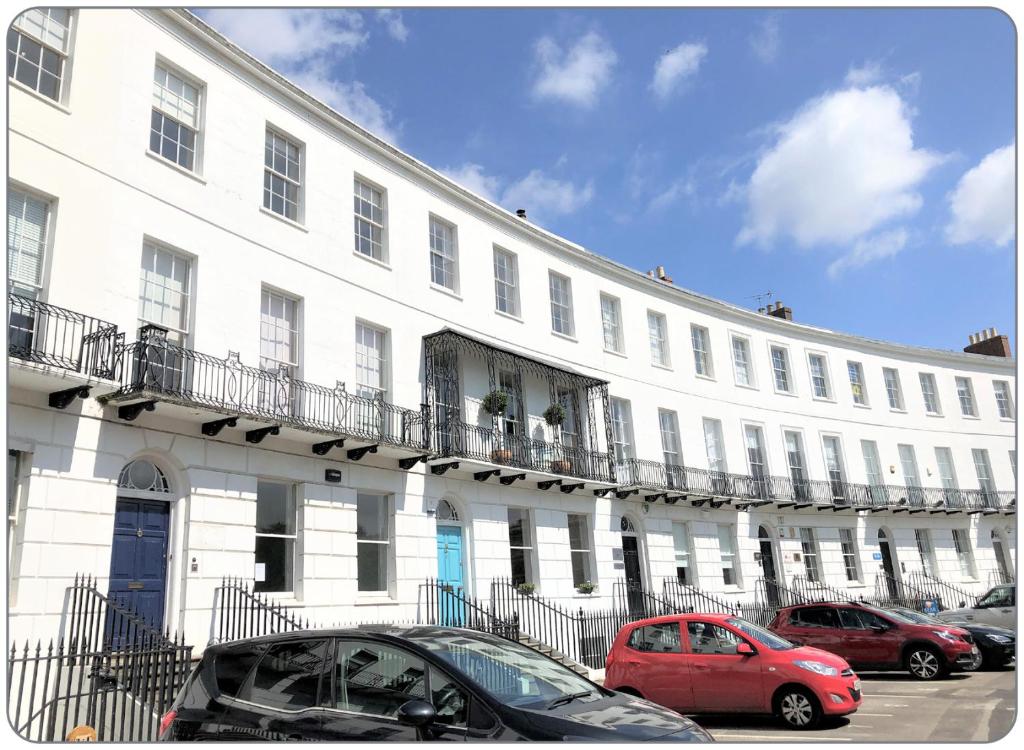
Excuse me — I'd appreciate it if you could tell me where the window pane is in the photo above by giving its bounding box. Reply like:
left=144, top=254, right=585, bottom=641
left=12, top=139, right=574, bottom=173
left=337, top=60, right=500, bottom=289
left=254, top=536, right=294, bottom=593
left=248, top=639, right=329, bottom=710
left=357, top=493, right=389, bottom=541
left=256, top=481, right=294, bottom=535
left=333, top=641, right=427, bottom=716
left=357, top=542, right=389, bottom=591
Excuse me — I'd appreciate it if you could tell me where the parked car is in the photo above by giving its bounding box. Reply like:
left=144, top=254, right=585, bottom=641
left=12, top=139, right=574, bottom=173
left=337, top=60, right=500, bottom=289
left=884, top=606, right=1016, bottom=670
left=769, top=602, right=977, bottom=680
left=936, top=584, right=1016, bottom=630
left=604, top=613, right=861, bottom=729
left=159, top=626, right=712, bottom=742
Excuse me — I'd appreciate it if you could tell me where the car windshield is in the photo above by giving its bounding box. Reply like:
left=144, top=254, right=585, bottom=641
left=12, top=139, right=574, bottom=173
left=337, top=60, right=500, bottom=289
left=726, top=617, right=795, bottom=650
left=888, top=608, right=940, bottom=625
left=859, top=604, right=908, bottom=624
left=418, top=632, right=601, bottom=709
left=978, top=586, right=1014, bottom=608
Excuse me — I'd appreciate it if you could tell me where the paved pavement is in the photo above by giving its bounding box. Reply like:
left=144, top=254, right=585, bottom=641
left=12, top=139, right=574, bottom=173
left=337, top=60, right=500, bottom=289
left=694, top=667, right=1016, bottom=742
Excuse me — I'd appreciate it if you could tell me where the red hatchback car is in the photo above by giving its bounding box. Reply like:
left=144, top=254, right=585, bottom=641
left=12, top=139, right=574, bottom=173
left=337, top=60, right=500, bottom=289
left=769, top=602, right=977, bottom=680
left=605, top=613, right=862, bottom=729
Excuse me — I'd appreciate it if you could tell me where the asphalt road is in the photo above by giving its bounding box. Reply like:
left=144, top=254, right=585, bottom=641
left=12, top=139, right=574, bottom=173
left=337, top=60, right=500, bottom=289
left=694, top=667, right=1016, bottom=742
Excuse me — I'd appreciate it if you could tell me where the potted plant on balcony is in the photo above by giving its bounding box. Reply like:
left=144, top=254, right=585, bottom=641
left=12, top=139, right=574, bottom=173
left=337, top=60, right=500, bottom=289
left=543, top=403, right=566, bottom=428
left=482, top=390, right=512, bottom=463
left=516, top=582, right=536, bottom=596
left=575, top=580, right=596, bottom=595
left=543, top=403, right=572, bottom=473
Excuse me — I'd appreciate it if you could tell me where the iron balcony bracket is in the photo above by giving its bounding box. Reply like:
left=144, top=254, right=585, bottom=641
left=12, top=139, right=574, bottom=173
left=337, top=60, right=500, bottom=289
left=560, top=483, right=584, bottom=494
left=966, top=509, right=986, bottom=515
left=347, top=444, right=379, bottom=461
left=816, top=505, right=833, bottom=512
left=399, top=455, right=429, bottom=470
left=48, top=385, right=90, bottom=410
left=793, top=502, right=813, bottom=509
left=644, top=493, right=666, bottom=503
left=473, top=469, right=501, bottom=482
left=499, top=473, right=526, bottom=485
left=664, top=495, right=684, bottom=504
left=908, top=508, right=926, bottom=514
left=593, top=488, right=613, bottom=497
left=312, top=438, right=346, bottom=456
left=943, top=509, right=962, bottom=515
left=709, top=500, right=728, bottom=509
left=615, top=489, right=638, bottom=500
left=734, top=502, right=752, bottom=511
left=775, top=502, right=796, bottom=509
left=202, top=417, right=237, bottom=437
left=430, top=461, right=459, bottom=475
left=749, top=500, right=774, bottom=508
left=118, top=400, right=157, bottom=422
left=245, top=425, right=280, bottom=444
left=537, top=480, right=561, bottom=491
left=869, top=506, right=888, bottom=513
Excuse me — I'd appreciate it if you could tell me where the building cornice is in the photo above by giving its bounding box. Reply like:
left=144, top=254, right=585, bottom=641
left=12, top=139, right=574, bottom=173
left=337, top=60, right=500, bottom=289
left=163, top=9, right=1014, bottom=374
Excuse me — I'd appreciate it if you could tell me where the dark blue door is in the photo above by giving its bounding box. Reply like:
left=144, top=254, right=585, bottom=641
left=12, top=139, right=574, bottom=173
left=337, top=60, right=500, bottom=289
left=108, top=499, right=169, bottom=639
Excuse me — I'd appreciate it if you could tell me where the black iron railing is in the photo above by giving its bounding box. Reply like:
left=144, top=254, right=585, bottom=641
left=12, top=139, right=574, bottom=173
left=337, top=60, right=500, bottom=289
left=8, top=293, right=122, bottom=378
left=63, top=575, right=177, bottom=652
left=661, top=578, right=739, bottom=615
left=611, top=580, right=682, bottom=620
left=435, top=420, right=614, bottom=482
left=905, top=571, right=980, bottom=609
left=111, top=326, right=426, bottom=451
left=989, top=570, right=1015, bottom=586
left=7, top=633, right=192, bottom=742
left=213, top=577, right=311, bottom=643
left=790, top=575, right=862, bottom=604
left=418, top=579, right=519, bottom=639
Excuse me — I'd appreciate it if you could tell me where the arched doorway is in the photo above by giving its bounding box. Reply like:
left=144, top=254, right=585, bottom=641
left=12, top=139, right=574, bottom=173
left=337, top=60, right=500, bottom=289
left=108, top=459, right=172, bottom=633
left=991, top=529, right=1013, bottom=584
left=877, top=528, right=899, bottom=598
left=620, top=515, right=645, bottom=616
left=758, top=525, right=781, bottom=606
left=435, top=498, right=465, bottom=625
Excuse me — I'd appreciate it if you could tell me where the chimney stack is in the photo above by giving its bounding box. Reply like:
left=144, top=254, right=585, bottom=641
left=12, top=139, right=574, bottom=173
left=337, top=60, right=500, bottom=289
left=767, top=300, right=793, bottom=321
left=654, top=265, right=674, bottom=284
left=963, top=328, right=1011, bottom=358
left=515, top=208, right=527, bottom=219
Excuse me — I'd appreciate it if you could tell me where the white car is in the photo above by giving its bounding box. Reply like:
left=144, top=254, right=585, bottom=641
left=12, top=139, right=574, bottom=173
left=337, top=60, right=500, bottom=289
left=937, top=585, right=1016, bottom=630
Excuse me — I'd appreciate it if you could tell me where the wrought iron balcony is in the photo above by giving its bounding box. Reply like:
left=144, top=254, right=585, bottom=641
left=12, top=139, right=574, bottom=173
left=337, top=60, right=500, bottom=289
left=615, top=457, right=1015, bottom=513
left=107, top=325, right=426, bottom=451
left=7, top=292, right=122, bottom=378
left=434, top=419, right=615, bottom=483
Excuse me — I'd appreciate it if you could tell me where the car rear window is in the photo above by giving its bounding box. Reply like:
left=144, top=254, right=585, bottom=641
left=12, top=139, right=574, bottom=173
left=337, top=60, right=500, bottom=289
left=790, top=606, right=838, bottom=628
left=214, top=644, right=267, bottom=698
left=245, top=639, right=331, bottom=710
left=627, top=623, right=681, bottom=653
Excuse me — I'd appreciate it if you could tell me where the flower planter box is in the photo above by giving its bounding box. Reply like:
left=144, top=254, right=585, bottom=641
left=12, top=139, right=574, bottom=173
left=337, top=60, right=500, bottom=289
left=550, top=459, right=572, bottom=474
left=490, top=448, right=512, bottom=464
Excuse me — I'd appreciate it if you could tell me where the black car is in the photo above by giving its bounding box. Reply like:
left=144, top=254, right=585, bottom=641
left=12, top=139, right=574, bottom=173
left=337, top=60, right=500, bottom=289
left=160, top=626, right=713, bottom=742
left=883, top=607, right=1015, bottom=670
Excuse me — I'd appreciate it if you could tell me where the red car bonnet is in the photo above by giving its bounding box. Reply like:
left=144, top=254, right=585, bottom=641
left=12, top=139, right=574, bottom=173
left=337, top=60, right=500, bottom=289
left=788, top=645, right=852, bottom=670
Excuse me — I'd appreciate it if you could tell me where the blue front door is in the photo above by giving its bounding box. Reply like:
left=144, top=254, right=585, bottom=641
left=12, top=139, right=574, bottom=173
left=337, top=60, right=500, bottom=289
left=436, top=525, right=464, bottom=626
left=108, top=499, right=169, bottom=639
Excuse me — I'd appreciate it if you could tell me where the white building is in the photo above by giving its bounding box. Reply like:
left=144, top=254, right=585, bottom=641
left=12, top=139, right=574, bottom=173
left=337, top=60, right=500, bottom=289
left=6, top=8, right=1017, bottom=650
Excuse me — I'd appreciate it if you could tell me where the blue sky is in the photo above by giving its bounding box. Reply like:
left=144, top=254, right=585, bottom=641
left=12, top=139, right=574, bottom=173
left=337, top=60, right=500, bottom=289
left=198, top=7, right=1016, bottom=351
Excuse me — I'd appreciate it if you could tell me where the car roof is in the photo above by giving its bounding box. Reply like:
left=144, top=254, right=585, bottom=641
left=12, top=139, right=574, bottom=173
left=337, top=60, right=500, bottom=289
left=622, top=612, right=736, bottom=629
left=205, top=625, right=506, bottom=652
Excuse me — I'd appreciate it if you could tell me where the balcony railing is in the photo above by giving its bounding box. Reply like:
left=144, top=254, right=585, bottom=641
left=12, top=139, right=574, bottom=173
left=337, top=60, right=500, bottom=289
left=433, top=419, right=614, bottom=483
left=615, top=457, right=1014, bottom=512
left=111, top=326, right=426, bottom=450
left=7, top=293, right=122, bottom=378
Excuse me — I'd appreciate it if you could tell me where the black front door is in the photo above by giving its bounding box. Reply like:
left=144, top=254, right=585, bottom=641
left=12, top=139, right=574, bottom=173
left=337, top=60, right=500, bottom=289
left=622, top=536, right=645, bottom=616
left=758, top=528, right=780, bottom=607
left=879, top=538, right=898, bottom=597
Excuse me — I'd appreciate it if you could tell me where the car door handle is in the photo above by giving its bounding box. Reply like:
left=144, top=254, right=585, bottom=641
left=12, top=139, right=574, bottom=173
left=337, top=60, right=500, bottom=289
left=694, top=662, right=710, bottom=670
left=625, top=659, right=641, bottom=666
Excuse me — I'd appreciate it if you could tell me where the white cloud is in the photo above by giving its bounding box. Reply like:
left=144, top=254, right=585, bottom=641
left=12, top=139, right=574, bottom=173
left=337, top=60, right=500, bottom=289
left=201, top=9, right=367, bottom=66
left=502, top=170, right=595, bottom=224
left=531, top=31, right=617, bottom=108
left=440, top=163, right=501, bottom=203
left=945, top=144, right=1015, bottom=247
left=650, top=42, right=707, bottom=101
left=737, top=85, right=944, bottom=250
left=649, top=177, right=696, bottom=212
left=376, top=9, right=409, bottom=42
left=199, top=9, right=398, bottom=143
left=749, top=17, right=780, bottom=64
left=827, top=228, right=908, bottom=279
left=844, top=60, right=884, bottom=87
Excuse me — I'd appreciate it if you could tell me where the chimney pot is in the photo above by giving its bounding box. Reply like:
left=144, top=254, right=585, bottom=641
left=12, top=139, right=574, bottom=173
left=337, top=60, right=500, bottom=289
left=968, top=334, right=976, bottom=345
left=758, top=307, right=766, bottom=314
left=515, top=208, right=527, bottom=218
left=988, top=327, right=996, bottom=339
left=656, top=265, right=666, bottom=279
left=991, top=327, right=998, bottom=337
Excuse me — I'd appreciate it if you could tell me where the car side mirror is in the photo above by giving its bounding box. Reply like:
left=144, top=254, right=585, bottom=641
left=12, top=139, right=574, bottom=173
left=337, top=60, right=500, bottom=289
left=397, top=700, right=437, bottom=728
left=736, top=642, right=756, bottom=656
left=959, top=600, right=967, bottom=608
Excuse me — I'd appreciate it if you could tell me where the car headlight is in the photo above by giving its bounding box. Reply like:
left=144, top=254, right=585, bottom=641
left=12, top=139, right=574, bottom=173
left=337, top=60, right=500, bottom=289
left=794, top=660, right=839, bottom=676
left=933, top=630, right=960, bottom=642
left=987, top=634, right=1013, bottom=644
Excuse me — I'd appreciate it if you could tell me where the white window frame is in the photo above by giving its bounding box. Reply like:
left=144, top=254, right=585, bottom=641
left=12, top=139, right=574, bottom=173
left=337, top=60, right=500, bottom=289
left=150, top=59, right=203, bottom=173
left=935, top=447, right=959, bottom=492
left=954, top=376, right=977, bottom=417
left=993, top=381, right=1015, bottom=419
left=648, top=310, right=671, bottom=368
left=743, top=422, right=769, bottom=481
left=354, top=321, right=389, bottom=400
left=799, top=527, right=822, bottom=583
left=769, top=343, right=793, bottom=394
left=138, top=240, right=192, bottom=345
left=839, top=528, right=861, bottom=582
left=658, top=409, right=682, bottom=468
left=610, top=398, right=635, bottom=462
left=783, top=429, right=809, bottom=487
left=914, top=529, right=937, bottom=577
left=492, top=246, right=520, bottom=317
left=972, top=448, right=995, bottom=492
left=353, top=176, right=387, bottom=263
left=821, top=434, right=847, bottom=499
left=254, top=480, right=298, bottom=594
left=883, top=367, right=905, bottom=411
left=428, top=214, right=459, bottom=293
left=691, top=325, right=713, bottom=378
left=847, top=361, right=868, bottom=406
left=717, top=524, right=740, bottom=587
left=263, top=126, right=304, bottom=223
left=919, top=372, right=942, bottom=415
left=548, top=271, right=575, bottom=337
left=259, top=286, right=301, bottom=379
left=600, top=293, right=623, bottom=353
left=731, top=333, right=756, bottom=388
left=672, top=522, right=696, bottom=586
left=806, top=351, right=833, bottom=400
left=567, top=513, right=594, bottom=588
left=898, top=444, right=922, bottom=487
left=8, top=8, right=75, bottom=105
left=507, top=507, right=536, bottom=586
left=703, top=418, right=727, bottom=473
left=951, top=528, right=977, bottom=580
left=7, top=183, right=54, bottom=297
left=356, top=492, right=394, bottom=595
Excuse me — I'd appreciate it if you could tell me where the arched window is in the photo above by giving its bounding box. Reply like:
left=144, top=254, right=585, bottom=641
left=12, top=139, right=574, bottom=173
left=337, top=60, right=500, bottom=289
left=118, top=459, right=170, bottom=493
left=436, top=498, right=460, bottom=522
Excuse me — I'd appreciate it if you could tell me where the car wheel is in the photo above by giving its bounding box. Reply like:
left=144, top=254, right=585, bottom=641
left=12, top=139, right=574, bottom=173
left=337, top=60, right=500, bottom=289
left=964, top=650, right=983, bottom=672
left=906, top=647, right=947, bottom=680
left=776, top=688, right=821, bottom=730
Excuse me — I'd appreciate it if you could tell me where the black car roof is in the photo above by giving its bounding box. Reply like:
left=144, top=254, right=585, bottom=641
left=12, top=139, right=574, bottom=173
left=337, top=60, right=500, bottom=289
left=205, top=625, right=507, bottom=652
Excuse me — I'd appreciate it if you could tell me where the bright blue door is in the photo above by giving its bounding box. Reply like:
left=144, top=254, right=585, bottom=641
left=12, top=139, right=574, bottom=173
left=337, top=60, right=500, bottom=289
left=436, top=525, right=464, bottom=626
left=107, top=499, right=169, bottom=642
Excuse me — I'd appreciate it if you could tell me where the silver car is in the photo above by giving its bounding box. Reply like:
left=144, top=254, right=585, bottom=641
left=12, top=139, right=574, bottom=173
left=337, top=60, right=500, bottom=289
left=937, top=585, right=1016, bottom=629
